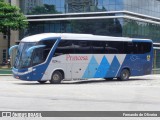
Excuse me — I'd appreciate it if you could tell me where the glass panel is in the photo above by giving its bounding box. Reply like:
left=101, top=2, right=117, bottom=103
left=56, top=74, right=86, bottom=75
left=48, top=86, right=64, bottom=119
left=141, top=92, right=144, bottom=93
left=20, top=0, right=160, bottom=16
left=98, top=0, right=103, bottom=6
left=17, top=42, right=36, bottom=69
left=54, top=40, right=75, bottom=56
left=32, top=47, right=44, bottom=66
left=109, top=0, right=116, bottom=5
left=92, top=41, right=105, bottom=54
left=34, top=40, right=56, bottom=64
left=74, top=41, right=92, bottom=54
left=27, top=18, right=123, bottom=37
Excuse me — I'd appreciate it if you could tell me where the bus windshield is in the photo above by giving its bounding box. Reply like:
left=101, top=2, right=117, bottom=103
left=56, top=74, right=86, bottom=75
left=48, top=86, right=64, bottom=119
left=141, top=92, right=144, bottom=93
left=14, top=40, right=56, bottom=69
left=14, top=42, right=36, bottom=69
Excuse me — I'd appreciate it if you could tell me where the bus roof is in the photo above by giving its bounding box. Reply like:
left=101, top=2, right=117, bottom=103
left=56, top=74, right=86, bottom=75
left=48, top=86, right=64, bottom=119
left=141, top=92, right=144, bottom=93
left=21, top=33, right=152, bottom=42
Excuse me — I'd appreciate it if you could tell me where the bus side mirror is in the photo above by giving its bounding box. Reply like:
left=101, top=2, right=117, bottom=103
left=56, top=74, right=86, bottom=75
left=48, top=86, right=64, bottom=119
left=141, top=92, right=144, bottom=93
left=9, top=45, right=19, bottom=56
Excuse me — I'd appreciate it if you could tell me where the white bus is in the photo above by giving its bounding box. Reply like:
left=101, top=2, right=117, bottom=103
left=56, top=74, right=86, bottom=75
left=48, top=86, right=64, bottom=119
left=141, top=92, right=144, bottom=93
left=10, top=33, right=153, bottom=84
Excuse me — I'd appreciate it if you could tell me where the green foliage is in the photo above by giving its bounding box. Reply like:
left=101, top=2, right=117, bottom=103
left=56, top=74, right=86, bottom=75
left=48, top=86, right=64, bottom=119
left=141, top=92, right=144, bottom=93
left=0, top=1, right=28, bottom=34
left=28, top=4, right=59, bottom=15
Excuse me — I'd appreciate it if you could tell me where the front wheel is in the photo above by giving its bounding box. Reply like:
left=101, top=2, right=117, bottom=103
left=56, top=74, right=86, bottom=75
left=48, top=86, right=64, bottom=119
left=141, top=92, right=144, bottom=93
left=118, top=69, right=130, bottom=81
left=50, top=71, right=63, bottom=84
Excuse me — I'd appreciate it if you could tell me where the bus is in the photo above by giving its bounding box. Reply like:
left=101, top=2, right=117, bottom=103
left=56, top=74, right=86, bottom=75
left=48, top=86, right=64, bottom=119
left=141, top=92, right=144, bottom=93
left=10, top=33, right=153, bottom=84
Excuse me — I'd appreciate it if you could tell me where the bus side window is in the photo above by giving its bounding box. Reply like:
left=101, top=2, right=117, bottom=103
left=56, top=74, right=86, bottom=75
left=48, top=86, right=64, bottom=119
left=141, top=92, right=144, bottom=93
left=37, top=39, right=56, bottom=61
left=142, top=42, right=152, bottom=53
left=74, top=41, right=92, bottom=54
left=54, top=40, right=75, bottom=56
left=123, top=42, right=152, bottom=54
left=124, top=42, right=134, bottom=54
left=105, top=41, right=120, bottom=54
left=92, top=41, right=105, bottom=54
left=132, top=42, right=151, bottom=54
left=54, top=47, right=65, bottom=56
left=133, top=43, right=139, bottom=54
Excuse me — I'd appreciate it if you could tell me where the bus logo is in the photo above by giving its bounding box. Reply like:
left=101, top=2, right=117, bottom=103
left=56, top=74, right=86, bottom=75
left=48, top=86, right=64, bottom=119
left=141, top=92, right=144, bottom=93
left=66, top=54, right=88, bottom=61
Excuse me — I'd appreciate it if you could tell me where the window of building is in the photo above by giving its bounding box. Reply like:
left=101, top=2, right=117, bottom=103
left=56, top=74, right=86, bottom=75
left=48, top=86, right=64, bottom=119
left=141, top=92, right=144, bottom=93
left=3, top=49, right=7, bottom=63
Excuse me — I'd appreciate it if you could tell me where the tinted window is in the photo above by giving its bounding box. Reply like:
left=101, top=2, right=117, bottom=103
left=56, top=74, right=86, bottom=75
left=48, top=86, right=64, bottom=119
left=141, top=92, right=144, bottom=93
left=105, top=41, right=123, bottom=54
left=92, top=41, right=105, bottom=54
left=123, top=42, right=134, bottom=54
left=38, top=40, right=56, bottom=60
left=74, top=41, right=92, bottom=54
left=54, top=40, right=75, bottom=56
left=31, top=40, right=56, bottom=66
left=123, top=42, right=152, bottom=54
left=136, top=42, right=152, bottom=54
left=54, top=40, right=152, bottom=56
left=92, top=41, right=123, bottom=54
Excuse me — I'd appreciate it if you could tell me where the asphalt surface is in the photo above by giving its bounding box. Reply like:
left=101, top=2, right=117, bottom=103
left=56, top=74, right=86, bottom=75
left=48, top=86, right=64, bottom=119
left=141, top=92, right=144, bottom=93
left=0, top=75, right=160, bottom=120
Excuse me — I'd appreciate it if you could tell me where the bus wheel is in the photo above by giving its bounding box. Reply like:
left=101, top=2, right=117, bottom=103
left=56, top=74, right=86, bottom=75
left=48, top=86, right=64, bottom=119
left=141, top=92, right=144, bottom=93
left=50, top=71, right=63, bottom=84
left=38, top=81, right=47, bottom=84
left=118, top=69, right=130, bottom=81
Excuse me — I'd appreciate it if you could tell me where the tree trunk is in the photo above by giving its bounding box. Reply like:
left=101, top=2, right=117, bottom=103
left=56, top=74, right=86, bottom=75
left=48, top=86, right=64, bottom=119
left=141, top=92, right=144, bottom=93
left=7, top=28, right=11, bottom=58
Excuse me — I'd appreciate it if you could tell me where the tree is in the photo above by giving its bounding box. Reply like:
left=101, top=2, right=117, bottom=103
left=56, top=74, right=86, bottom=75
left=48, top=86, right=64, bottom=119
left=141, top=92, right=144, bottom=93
left=28, top=4, right=59, bottom=15
left=0, top=0, right=28, bottom=51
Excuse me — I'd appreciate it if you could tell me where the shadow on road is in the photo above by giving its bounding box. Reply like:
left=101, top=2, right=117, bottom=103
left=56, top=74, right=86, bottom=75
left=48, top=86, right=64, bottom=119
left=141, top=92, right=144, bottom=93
left=14, top=78, right=154, bottom=85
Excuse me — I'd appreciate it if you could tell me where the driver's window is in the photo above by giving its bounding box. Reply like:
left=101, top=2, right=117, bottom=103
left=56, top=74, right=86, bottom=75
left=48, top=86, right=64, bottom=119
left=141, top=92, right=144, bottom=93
left=32, top=48, right=44, bottom=66
left=32, top=39, right=56, bottom=66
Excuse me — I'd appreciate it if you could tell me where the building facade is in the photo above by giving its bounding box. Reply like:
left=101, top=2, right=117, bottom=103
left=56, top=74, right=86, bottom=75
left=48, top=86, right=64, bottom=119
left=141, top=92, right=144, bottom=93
left=1, top=0, right=160, bottom=72
left=0, top=34, right=8, bottom=64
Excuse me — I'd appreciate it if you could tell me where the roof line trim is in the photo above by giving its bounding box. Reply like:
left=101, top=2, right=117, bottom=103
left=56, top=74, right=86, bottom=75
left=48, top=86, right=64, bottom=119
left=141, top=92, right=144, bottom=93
left=26, top=15, right=160, bottom=25
left=26, top=10, right=160, bottom=22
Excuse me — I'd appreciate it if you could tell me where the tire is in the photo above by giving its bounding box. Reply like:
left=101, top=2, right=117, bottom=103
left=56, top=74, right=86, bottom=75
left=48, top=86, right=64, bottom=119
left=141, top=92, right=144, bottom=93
left=38, top=81, right=47, bottom=84
left=118, top=69, right=130, bottom=81
left=50, top=71, right=63, bottom=84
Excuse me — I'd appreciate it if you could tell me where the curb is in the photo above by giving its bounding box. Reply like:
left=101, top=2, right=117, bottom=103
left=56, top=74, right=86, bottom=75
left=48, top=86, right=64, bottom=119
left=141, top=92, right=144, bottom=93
left=0, top=74, right=12, bottom=76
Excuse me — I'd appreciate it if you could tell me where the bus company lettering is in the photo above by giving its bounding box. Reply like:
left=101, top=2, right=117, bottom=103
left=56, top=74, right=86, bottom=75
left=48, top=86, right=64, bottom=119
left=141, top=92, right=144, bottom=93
left=66, top=54, right=88, bottom=61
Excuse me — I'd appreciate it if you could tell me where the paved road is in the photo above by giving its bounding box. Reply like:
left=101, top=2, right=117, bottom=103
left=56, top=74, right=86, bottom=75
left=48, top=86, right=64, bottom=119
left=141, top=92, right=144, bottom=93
left=0, top=75, right=160, bottom=112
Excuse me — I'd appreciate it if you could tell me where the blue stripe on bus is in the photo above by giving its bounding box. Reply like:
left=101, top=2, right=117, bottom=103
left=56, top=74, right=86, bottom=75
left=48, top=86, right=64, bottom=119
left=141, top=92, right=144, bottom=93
left=94, top=56, right=110, bottom=78
left=106, top=56, right=120, bottom=78
left=82, top=56, right=99, bottom=78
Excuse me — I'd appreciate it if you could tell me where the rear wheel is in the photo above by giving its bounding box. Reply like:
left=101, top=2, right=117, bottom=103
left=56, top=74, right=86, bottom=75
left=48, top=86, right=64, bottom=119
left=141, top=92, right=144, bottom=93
left=118, top=69, right=130, bottom=81
left=50, top=71, right=63, bottom=84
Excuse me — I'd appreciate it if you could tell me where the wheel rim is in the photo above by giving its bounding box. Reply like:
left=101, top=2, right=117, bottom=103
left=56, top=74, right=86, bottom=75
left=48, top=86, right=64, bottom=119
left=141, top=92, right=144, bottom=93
left=53, top=74, right=60, bottom=81
left=122, top=71, right=128, bottom=80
